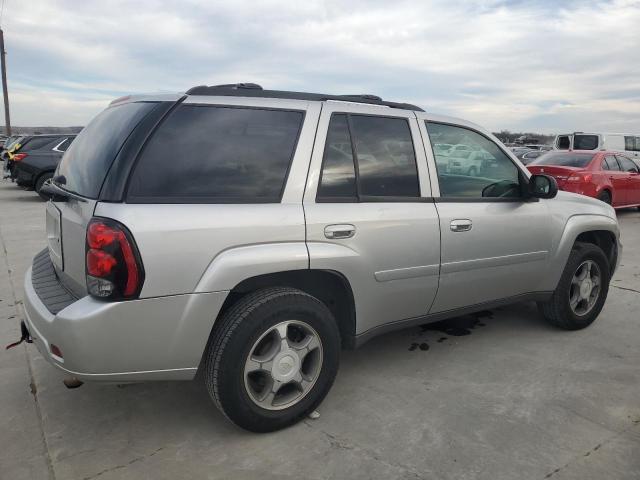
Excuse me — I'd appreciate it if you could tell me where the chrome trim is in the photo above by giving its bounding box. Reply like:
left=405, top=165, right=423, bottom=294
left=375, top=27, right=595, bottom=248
left=51, top=138, right=68, bottom=153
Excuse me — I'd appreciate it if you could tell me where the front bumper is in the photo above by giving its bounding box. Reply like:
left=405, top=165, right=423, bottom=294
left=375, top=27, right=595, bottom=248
left=23, top=259, right=229, bottom=382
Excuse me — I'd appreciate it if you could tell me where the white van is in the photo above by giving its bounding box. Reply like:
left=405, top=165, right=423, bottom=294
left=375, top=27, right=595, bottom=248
left=554, top=132, right=640, bottom=159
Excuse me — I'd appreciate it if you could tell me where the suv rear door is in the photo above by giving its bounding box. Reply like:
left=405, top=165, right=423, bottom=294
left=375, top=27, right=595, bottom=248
left=304, top=102, right=440, bottom=336
left=418, top=113, right=552, bottom=313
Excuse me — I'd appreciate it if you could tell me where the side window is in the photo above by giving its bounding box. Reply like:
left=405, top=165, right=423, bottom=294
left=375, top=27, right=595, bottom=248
left=603, top=156, right=620, bottom=171
left=625, top=136, right=635, bottom=151
left=616, top=156, right=639, bottom=173
left=557, top=136, right=570, bottom=149
left=573, top=135, right=598, bottom=150
left=426, top=122, right=521, bottom=198
left=317, top=114, right=420, bottom=200
left=22, top=137, right=57, bottom=151
left=128, top=105, right=303, bottom=202
left=317, top=114, right=357, bottom=198
left=350, top=115, right=420, bottom=197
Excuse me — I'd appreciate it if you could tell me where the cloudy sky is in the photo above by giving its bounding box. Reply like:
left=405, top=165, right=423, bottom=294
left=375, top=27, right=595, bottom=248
left=3, top=0, right=640, bottom=132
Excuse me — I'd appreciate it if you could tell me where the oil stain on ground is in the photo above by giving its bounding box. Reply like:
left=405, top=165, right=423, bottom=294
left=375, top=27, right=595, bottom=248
left=408, top=310, right=492, bottom=351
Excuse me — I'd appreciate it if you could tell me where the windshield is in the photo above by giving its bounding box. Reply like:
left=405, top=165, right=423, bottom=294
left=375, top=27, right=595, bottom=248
left=530, top=152, right=595, bottom=168
left=56, top=102, right=157, bottom=198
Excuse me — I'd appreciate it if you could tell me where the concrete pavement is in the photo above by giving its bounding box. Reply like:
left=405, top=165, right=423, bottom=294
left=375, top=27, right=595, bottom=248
left=1, top=179, right=639, bottom=480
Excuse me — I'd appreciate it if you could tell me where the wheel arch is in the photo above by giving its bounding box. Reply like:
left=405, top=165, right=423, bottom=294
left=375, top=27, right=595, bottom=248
left=548, top=214, right=620, bottom=290
left=35, top=169, right=55, bottom=189
left=216, top=269, right=357, bottom=350
left=575, top=230, right=618, bottom=277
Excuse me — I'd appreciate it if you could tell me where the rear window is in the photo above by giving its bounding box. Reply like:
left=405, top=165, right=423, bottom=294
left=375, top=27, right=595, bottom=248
left=573, top=134, right=599, bottom=150
left=56, top=102, right=158, bottom=198
left=127, top=105, right=304, bottom=203
left=530, top=152, right=595, bottom=167
left=21, top=136, right=59, bottom=151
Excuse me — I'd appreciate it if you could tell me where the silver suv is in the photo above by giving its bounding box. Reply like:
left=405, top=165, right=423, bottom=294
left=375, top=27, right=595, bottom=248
left=23, top=84, right=621, bottom=432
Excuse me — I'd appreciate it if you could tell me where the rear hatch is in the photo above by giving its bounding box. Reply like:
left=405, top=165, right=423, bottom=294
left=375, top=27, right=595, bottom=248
left=46, top=100, right=163, bottom=297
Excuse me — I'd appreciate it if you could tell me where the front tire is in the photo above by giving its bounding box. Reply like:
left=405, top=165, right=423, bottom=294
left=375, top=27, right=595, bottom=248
left=204, top=287, right=340, bottom=432
left=538, top=242, right=610, bottom=330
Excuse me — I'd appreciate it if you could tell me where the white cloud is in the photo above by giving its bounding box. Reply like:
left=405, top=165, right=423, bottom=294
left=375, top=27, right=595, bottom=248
left=2, top=0, right=639, bottom=133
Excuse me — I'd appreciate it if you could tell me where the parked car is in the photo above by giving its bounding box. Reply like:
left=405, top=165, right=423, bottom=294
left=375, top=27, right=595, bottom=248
left=22, top=84, right=620, bottom=433
left=521, top=150, right=545, bottom=164
left=9, top=134, right=76, bottom=198
left=2, top=135, right=25, bottom=178
left=447, top=149, right=496, bottom=176
left=511, top=147, right=534, bottom=160
left=527, top=150, right=640, bottom=209
left=433, top=143, right=454, bottom=156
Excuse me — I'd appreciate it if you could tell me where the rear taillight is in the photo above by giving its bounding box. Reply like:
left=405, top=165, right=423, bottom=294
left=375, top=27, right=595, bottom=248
left=12, top=153, right=27, bottom=162
left=567, top=173, right=592, bottom=182
left=85, top=218, right=144, bottom=300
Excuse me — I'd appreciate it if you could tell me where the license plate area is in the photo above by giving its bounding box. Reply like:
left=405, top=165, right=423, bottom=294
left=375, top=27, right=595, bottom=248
left=45, top=202, right=64, bottom=271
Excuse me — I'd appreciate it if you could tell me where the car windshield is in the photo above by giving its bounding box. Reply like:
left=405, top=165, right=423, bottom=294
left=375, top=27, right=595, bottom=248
left=530, top=152, right=595, bottom=167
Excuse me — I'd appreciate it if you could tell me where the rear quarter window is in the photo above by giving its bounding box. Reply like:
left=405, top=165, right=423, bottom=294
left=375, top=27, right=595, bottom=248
left=127, top=105, right=304, bottom=203
left=56, top=102, right=158, bottom=198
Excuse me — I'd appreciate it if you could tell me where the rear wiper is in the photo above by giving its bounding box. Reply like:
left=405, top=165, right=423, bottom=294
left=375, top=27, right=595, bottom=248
left=40, top=177, right=87, bottom=203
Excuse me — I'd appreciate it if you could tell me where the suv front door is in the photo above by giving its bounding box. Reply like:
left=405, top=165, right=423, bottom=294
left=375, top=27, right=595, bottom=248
left=304, top=103, right=440, bottom=336
left=418, top=114, right=552, bottom=313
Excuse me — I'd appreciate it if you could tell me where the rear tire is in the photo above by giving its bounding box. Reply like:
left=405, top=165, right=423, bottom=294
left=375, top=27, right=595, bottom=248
left=537, top=242, right=609, bottom=330
left=597, top=190, right=611, bottom=205
left=204, top=287, right=340, bottom=432
left=468, top=166, right=478, bottom=177
left=35, top=172, right=53, bottom=200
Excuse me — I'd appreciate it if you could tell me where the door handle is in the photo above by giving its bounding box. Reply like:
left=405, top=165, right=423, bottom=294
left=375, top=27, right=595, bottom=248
left=450, top=219, right=472, bottom=232
left=324, top=224, right=356, bottom=239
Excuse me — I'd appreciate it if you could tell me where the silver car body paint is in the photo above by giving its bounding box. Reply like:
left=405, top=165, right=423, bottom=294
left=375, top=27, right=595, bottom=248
left=22, top=93, right=622, bottom=381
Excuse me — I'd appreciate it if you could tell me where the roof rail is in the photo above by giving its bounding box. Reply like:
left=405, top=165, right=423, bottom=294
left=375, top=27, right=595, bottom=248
left=184, top=84, right=424, bottom=112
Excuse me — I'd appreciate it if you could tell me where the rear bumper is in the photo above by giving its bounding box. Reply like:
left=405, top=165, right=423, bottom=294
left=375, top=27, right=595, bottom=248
left=23, top=261, right=229, bottom=382
left=13, top=163, right=37, bottom=185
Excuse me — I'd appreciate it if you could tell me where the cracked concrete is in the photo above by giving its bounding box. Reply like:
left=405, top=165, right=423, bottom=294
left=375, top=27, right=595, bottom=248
left=1, top=180, right=639, bottom=480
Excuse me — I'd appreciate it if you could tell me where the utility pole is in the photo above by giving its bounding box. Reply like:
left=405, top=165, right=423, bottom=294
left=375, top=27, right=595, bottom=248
left=0, top=28, right=10, bottom=136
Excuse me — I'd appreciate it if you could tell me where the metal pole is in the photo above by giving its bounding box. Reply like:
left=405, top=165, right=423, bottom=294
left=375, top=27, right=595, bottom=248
left=0, top=28, right=10, bottom=136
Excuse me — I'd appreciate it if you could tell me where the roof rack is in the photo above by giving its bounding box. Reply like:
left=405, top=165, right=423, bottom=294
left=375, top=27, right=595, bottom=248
left=185, top=83, right=424, bottom=112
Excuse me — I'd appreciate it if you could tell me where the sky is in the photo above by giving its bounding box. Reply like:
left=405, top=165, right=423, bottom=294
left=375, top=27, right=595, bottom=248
left=3, top=0, right=640, bottom=133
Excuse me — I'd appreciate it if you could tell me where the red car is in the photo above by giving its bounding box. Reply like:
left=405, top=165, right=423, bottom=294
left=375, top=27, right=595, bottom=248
left=527, top=150, right=640, bottom=209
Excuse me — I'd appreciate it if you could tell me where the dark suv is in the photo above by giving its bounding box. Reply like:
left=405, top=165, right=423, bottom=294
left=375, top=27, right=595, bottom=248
left=9, top=134, right=76, bottom=198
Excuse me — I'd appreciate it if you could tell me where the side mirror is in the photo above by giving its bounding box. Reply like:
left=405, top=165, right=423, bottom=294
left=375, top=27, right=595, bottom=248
left=528, top=174, right=558, bottom=199
left=39, top=179, right=67, bottom=202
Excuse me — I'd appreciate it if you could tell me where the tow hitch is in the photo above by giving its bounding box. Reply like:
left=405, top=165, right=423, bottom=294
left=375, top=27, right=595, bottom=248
left=5, top=321, right=33, bottom=350
left=63, top=377, right=83, bottom=389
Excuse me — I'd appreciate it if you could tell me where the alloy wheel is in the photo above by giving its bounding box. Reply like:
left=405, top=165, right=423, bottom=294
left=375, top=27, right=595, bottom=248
left=243, top=320, right=323, bottom=411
